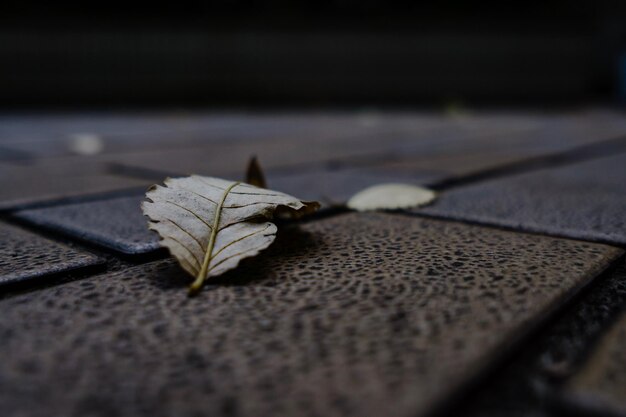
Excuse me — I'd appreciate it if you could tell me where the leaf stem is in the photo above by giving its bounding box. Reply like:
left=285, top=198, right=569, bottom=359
left=189, top=181, right=240, bottom=295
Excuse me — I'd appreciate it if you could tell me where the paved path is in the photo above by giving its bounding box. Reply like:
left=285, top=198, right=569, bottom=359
left=1, top=110, right=625, bottom=417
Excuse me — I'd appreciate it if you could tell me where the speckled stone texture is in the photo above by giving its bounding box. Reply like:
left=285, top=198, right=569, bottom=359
left=450, top=258, right=626, bottom=417
left=0, top=221, right=103, bottom=286
left=0, top=158, right=150, bottom=211
left=562, top=307, right=626, bottom=417
left=0, top=213, right=620, bottom=417
left=418, top=153, right=626, bottom=245
left=15, top=195, right=160, bottom=255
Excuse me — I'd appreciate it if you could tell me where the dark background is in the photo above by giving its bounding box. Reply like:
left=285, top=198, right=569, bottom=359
left=2, top=1, right=626, bottom=108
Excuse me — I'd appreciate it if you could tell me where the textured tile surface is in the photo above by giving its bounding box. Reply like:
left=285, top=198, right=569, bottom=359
left=367, top=115, right=626, bottom=179
left=0, top=113, right=377, bottom=157
left=418, top=153, right=626, bottom=245
left=114, top=114, right=626, bottom=182
left=105, top=132, right=422, bottom=178
left=370, top=148, right=537, bottom=178
left=0, top=157, right=150, bottom=210
left=0, top=111, right=538, bottom=159
left=15, top=195, right=160, bottom=255
left=0, top=221, right=103, bottom=286
left=104, top=113, right=542, bottom=178
left=562, top=305, right=626, bottom=417
left=458, top=259, right=626, bottom=417
left=0, top=213, right=620, bottom=417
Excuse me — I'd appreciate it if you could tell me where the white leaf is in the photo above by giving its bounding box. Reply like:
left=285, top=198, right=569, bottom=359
left=347, top=183, right=436, bottom=212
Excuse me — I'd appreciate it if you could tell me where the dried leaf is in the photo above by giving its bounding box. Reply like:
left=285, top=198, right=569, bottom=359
left=347, top=183, right=436, bottom=212
left=245, top=156, right=267, bottom=188
left=142, top=176, right=319, bottom=294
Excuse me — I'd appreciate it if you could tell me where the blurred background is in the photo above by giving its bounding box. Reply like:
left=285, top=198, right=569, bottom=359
left=2, top=1, right=626, bottom=109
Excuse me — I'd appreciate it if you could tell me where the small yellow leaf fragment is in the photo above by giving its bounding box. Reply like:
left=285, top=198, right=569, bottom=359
left=347, top=183, right=436, bottom=212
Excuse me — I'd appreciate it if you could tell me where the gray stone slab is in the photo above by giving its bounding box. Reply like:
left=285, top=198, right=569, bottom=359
left=101, top=112, right=547, bottom=178
left=369, top=147, right=540, bottom=179
left=0, top=111, right=547, bottom=148
left=123, top=112, right=624, bottom=184
left=458, top=258, right=626, bottom=417
left=104, top=128, right=443, bottom=178
left=3, top=112, right=494, bottom=161
left=15, top=195, right=160, bottom=255
left=366, top=114, right=626, bottom=179
left=0, top=157, right=151, bottom=211
left=0, top=113, right=374, bottom=157
left=2, top=110, right=622, bottom=164
left=561, top=306, right=626, bottom=417
left=0, top=221, right=103, bottom=286
left=14, top=168, right=438, bottom=254
left=0, top=213, right=620, bottom=417
left=0, top=145, right=33, bottom=162
left=418, top=153, right=626, bottom=245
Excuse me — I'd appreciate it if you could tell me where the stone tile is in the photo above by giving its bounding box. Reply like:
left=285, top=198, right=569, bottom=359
left=105, top=120, right=543, bottom=182
left=0, top=213, right=620, bottom=417
left=15, top=195, right=160, bottom=255
left=101, top=111, right=548, bottom=178
left=2, top=110, right=621, bottom=165
left=369, top=147, right=538, bottom=179
left=0, top=221, right=103, bottom=286
left=111, top=109, right=626, bottom=183
left=0, top=113, right=372, bottom=158
left=0, top=157, right=151, bottom=211
left=14, top=168, right=438, bottom=254
left=418, top=153, right=626, bottom=245
left=458, top=258, right=626, bottom=417
left=500, top=111, right=626, bottom=152
left=562, top=306, right=626, bottom=417
left=3, top=112, right=487, bottom=161
left=0, top=145, right=33, bottom=162
left=103, top=128, right=439, bottom=178
left=366, top=114, right=626, bottom=179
